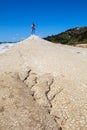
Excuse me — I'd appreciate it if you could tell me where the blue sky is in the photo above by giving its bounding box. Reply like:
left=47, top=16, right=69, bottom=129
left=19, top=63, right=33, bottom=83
left=0, top=0, right=87, bottom=41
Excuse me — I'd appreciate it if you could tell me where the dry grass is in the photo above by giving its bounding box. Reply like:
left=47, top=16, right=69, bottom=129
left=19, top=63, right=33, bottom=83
left=76, top=43, right=87, bottom=48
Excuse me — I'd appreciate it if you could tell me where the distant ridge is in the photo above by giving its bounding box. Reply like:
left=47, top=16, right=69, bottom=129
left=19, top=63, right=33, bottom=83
left=45, top=26, right=87, bottom=45
left=0, top=43, right=14, bottom=54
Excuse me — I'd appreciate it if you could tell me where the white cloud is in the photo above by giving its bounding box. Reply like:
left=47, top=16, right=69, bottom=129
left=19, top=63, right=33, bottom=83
left=12, top=33, right=20, bottom=41
left=21, top=37, right=25, bottom=40
left=12, top=33, right=26, bottom=41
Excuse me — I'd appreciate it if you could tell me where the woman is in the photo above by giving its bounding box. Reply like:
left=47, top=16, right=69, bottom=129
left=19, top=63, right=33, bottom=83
left=31, top=23, right=35, bottom=34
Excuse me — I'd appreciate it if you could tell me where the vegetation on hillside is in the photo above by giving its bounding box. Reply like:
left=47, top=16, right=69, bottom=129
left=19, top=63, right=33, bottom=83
left=44, top=26, right=87, bottom=45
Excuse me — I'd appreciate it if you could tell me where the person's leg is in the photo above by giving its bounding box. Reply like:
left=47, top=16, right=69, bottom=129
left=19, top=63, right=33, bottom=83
left=33, top=28, right=35, bottom=34
left=32, top=28, right=35, bottom=34
left=31, top=28, right=33, bottom=34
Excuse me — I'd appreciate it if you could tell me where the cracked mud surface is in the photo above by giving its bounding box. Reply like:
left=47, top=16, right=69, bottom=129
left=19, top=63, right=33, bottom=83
left=18, top=68, right=87, bottom=130
left=0, top=73, right=60, bottom=130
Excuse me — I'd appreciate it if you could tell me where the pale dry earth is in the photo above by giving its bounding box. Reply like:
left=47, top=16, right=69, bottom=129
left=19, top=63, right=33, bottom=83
left=0, top=35, right=87, bottom=130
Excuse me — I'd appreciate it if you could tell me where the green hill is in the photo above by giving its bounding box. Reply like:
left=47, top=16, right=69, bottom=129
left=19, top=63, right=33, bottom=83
left=44, top=26, right=87, bottom=45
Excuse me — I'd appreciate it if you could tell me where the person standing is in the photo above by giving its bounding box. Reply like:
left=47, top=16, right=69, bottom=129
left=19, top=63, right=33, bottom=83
left=31, top=23, right=35, bottom=34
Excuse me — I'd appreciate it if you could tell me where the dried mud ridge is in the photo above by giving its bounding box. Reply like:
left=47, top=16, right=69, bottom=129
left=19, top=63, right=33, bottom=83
left=0, top=72, right=61, bottom=130
left=19, top=67, right=62, bottom=130
left=0, top=69, right=87, bottom=130
left=18, top=66, right=87, bottom=130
